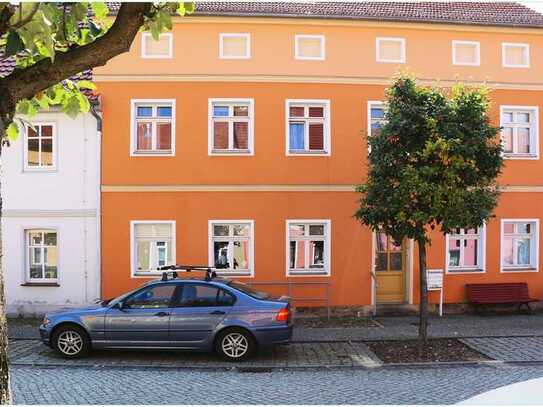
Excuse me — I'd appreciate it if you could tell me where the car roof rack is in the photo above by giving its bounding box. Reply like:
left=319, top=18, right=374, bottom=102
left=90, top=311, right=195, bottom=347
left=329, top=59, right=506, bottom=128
left=157, top=265, right=218, bottom=282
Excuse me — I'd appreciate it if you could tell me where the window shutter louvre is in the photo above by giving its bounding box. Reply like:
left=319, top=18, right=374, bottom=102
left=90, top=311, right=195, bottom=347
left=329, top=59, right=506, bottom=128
left=290, top=106, right=305, bottom=117
left=309, top=123, right=324, bottom=150
left=233, top=122, right=248, bottom=149
left=213, top=122, right=229, bottom=149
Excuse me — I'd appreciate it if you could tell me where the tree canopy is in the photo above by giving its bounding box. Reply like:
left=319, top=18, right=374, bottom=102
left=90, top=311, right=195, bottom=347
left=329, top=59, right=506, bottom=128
left=355, top=76, right=504, bottom=341
left=356, top=76, right=503, bottom=244
left=0, top=2, right=193, bottom=139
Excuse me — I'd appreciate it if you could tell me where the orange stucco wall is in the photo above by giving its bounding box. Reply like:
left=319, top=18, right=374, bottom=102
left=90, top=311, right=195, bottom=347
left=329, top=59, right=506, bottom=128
left=95, top=18, right=543, bottom=85
left=98, top=18, right=543, bottom=308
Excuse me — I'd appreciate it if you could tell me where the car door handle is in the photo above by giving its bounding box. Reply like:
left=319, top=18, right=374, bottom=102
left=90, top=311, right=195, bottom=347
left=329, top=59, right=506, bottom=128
left=210, top=310, right=226, bottom=315
left=155, top=312, right=170, bottom=317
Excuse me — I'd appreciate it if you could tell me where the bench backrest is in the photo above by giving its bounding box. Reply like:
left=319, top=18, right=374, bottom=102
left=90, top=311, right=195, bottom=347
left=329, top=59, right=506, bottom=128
left=466, top=283, right=531, bottom=302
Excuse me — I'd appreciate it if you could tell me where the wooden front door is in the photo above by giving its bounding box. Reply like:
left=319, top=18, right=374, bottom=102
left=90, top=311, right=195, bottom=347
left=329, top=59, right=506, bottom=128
left=375, top=233, right=407, bottom=304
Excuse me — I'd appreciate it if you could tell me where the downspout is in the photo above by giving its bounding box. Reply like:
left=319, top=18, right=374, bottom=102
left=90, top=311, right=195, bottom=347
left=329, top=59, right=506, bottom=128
left=90, top=97, right=103, bottom=301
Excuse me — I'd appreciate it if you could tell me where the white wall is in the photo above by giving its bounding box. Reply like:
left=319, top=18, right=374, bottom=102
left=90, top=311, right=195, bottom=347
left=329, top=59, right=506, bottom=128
left=2, top=111, right=100, bottom=316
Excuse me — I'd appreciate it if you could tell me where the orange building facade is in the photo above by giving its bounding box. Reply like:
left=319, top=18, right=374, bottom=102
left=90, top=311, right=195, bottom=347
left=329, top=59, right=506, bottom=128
left=96, top=5, right=543, bottom=312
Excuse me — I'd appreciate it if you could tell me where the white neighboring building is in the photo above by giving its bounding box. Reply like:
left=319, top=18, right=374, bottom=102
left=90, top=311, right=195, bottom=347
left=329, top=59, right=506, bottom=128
left=3, top=109, right=101, bottom=316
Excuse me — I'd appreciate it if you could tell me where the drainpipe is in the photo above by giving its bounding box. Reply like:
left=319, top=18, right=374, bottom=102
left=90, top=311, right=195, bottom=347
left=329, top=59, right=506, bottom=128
left=90, top=97, right=102, bottom=301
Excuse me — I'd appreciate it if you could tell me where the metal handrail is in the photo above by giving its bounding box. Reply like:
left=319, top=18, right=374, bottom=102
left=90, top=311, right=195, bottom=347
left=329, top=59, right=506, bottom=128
left=247, top=281, right=331, bottom=319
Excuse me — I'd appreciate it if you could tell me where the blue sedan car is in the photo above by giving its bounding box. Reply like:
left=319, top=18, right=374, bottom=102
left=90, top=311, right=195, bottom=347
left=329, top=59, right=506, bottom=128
left=40, top=267, right=293, bottom=361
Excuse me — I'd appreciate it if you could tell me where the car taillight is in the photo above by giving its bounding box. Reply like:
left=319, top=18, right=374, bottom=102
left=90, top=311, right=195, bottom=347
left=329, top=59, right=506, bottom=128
left=276, top=307, right=290, bottom=322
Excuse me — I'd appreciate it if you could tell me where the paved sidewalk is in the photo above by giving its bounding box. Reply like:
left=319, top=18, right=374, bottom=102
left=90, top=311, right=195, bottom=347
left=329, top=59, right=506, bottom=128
left=461, top=337, right=543, bottom=362
left=9, top=339, right=382, bottom=369
left=9, top=313, right=543, bottom=342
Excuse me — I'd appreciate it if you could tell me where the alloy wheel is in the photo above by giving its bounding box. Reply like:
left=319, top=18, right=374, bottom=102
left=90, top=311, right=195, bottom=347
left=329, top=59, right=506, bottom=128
left=221, top=332, right=249, bottom=359
left=57, top=330, right=84, bottom=356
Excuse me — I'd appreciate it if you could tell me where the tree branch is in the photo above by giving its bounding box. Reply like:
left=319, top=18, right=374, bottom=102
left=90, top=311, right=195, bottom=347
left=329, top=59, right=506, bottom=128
left=0, top=3, right=15, bottom=37
left=10, top=2, right=40, bottom=30
left=0, top=2, right=153, bottom=104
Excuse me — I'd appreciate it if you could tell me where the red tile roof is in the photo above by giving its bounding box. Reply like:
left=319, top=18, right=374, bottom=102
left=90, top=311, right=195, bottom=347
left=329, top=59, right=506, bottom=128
left=107, top=1, right=543, bottom=28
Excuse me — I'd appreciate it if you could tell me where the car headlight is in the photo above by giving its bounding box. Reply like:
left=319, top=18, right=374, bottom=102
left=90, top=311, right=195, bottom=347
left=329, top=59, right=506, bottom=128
left=42, top=317, right=50, bottom=326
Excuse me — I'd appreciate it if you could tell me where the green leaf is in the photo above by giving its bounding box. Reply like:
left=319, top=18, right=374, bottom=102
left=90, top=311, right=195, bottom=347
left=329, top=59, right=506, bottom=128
left=16, top=99, right=31, bottom=115
left=91, top=2, right=109, bottom=19
left=76, top=92, right=91, bottom=113
left=176, top=3, right=186, bottom=16
left=6, top=122, right=19, bottom=141
left=184, top=2, right=195, bottom=14
left=76, top=80, right=97, bottom=90
left=6, top=30, right=25, bottom=56
left=63, top=95, right=82, bottom=118
left=72, top=3, right=89, bottom=21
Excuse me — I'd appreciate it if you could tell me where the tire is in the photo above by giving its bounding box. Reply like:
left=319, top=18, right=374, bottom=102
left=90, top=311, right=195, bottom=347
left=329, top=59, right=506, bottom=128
left=215, top=327, right=256, bottom=361
left=52, top=325, right=90, bottom=359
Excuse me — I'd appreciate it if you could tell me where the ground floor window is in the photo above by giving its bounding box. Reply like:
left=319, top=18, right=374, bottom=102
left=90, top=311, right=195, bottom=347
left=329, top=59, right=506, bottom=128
left=287, top=220, right=330, bottom=276
left=501, top=219, right=539, bottom=271
left=446, top=227, right=485, bottom=273
left=132, top=221, right=175, bottom=275
left=209, top=220, right=254, bottom=276
left=26, top=229, right=58, bottom=282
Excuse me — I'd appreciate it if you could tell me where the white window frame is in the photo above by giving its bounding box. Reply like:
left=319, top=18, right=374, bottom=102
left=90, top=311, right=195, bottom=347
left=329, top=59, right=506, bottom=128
left=23, top=122, right=57, bottom=172
left=500, top=219, right=539, bottom=272
left=445, top=225, right=486, bottom=274
left=502, top=42, right=530, bottom=68
left=140, top=32, right=173, bottom=59
left=294, top=34, right=325, bottom=61
left=130, top=99, right=176, bottom=157
left=376, top=37, right=406, bottom=63
left=24, top=228, right=58, bottom=283
left=130, top=220, right=176, bottom=278
left=219, top=33, right=251, bottom=59
left=286, top=219, right=331, bottom=277
left=285, top=99, right=331, bottom=156
left=451, top=40, right=481, bottom=66
left=499, top=105, right=539, bottom=160
left=367, top=100, right=385, bottom=152
left=208, top=98, right=254, bottom=156
left=208, top=220, right=254, bottom=278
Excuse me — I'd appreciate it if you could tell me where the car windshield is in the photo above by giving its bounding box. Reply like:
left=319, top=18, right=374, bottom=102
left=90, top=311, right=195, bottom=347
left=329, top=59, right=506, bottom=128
left=228, top=281, right=270, bottom=300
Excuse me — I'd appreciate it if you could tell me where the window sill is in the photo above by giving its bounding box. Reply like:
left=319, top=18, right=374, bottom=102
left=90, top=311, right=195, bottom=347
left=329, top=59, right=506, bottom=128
left=23, top=167, right=57, bottom=173
left=215, top=271, right=253, bottom=277
left=210, top=149, right=252, bottom=155
left=447, top=268, right=485, bottom=274
left=501, top=267, right=538, bottom=273
left=132, top=150, right=174, bottom=157
left=287, top=150, right=329, bottom=156
left=503, top=154, right=539, bottom=160
left=21, top=282, right=60, bottom=287
left=288, top=270, right=330, bottom=277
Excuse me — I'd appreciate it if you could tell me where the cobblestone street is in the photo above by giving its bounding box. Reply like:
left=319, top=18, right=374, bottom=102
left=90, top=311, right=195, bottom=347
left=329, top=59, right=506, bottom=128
left=9, top=315, right=543, bottom=404
left=10, top=363, right=543, bottom=404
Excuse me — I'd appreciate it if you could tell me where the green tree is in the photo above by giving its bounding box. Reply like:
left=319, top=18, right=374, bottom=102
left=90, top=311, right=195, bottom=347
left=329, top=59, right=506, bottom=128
left=0, top=2, right=193, bottom=402
left=355, top=76, right=503, bottom=342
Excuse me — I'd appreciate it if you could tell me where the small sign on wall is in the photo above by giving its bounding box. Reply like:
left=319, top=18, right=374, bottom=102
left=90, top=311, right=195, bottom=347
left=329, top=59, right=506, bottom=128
left=427, top=269, right=444, bottom=316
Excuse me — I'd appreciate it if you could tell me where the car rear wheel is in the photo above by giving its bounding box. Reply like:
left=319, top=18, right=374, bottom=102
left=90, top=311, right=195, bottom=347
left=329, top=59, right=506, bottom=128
left=215, top=328, right=255, bottom=361
left=52, top=325, right=90, bottom=359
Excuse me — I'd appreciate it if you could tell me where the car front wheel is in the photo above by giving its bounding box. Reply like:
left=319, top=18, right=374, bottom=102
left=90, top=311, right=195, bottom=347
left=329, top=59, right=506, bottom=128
left=215, top=328, right=255, bottom=361
left=52, top=325, right=90, bottom=359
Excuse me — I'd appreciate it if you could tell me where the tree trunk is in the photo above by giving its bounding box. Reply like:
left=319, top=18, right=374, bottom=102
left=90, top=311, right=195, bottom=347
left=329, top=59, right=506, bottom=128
left=418, top=238, right=428, bottom=343
left=0, top=148, right=10, bottom=404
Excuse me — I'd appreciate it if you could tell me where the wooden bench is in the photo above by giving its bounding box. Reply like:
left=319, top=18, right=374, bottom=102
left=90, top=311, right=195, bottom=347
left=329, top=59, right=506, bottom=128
left=466, top=283, right=538, bottom=313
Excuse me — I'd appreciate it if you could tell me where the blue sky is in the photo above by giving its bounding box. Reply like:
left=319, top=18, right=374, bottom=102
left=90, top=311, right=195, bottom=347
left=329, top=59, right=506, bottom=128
left=520, top=1, right=543, bottom=13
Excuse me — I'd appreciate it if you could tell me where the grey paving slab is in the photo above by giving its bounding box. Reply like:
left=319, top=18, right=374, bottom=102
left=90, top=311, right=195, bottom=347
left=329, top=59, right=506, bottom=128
left=294, top=313, right=543, bottom=341
left=10, top=364, right=543, bottom=404
left=8, top=339, right=382, bottom=369
left=461, top=337, right=543, bottom=362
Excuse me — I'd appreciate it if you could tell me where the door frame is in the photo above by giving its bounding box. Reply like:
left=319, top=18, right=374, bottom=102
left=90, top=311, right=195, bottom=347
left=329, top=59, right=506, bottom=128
left=370, top=232, right=414, bottom=307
